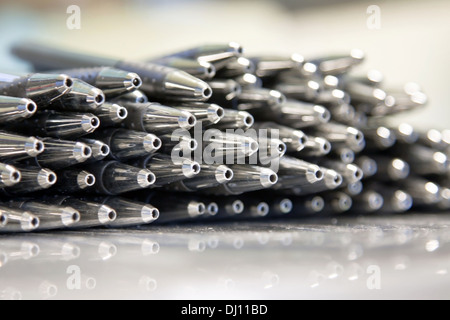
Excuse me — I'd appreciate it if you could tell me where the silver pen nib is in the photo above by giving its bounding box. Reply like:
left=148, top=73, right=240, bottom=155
left=36, top=138, right=91, bottom=169
left=0, top=131, right=44, bottom=161
left=50, top=79, right=105, bottom=112
left=0, top=96, right=37, bottom=124
left=92, top=102, right=128, bottom=127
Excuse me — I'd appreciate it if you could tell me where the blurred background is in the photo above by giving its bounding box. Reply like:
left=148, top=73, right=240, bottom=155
left=0, top=0, right=449, bottom=128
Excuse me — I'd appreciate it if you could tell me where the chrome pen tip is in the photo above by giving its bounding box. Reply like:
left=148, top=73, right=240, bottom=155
left=229, top=42, right=244, bottom=56
left=269, top=90, right=286, bottom=105
left=22, top=212, right=40, bottom=231
left=215, top=165, right=234, bottom=184
left=323, top=169, right=343, bottom=189
left=137, top=169, right=156, bottom=188
left=199, top=60, right=217, bottom=79
left=348, top=164, right=364, bottom=183
left=376, top=127, right=396, bottom=148
left=178, top=111, right=197, bottom=130
left=0, top=212, right=7, bottom=227
left=231, top=200, right=245, bottom=215
left=18, top=98, right=38, bottom=118
left=81, top=114, right=100, bottom=133
left=279, top=199, right=293, bottom=215
left=187, top=201, right=206, bottom=218
left=208, top=104, right=225, bottom=124
left=314, top=105, right=331, bottom=124
left=307, top=165, right=324, bottom=184
left=124, top=72, right=143, bottom=91
left=1, top=164, right=21, bottom=187
left=87, top=88, right=105, bottom=107
left=98, top=205, right=117, bottom=225
left=143, top=134, right=162, bottom=153
left=366, top=192, right=384, bottom=211
left=335, top=194, right=353, bottom=212
left=347, top=127, right=365, bottom=146
left=74, top=142, right=92, bottom=162
left=207, top=202, right=219, bottom=217
left=57, top=74, right=74, bottom=92
left=182, top=160, right=201, bottom=179
left=392, top=190, right=413, bottom=212
left=260, top=168, right=278, bottom=188
left=77, top=171, right=96, bottom=189
left=389, top=159, right=410, bottom=180
left=309, top=196, right=325, bottom=213
left=37, top=168, right=57, bottom=188
left=141, top=206, right=160, bottom=223
left=62, top=207, right=81, bottom=227
left=25, top=137, right=45, bottom=157
left=433, top=152, right=449, bottom=173
left=254, top=202, right=270, bottom=217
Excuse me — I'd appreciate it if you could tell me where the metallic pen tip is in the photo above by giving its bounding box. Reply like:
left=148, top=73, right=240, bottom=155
left=87, top=88, right=105, bottom=107
left=310, top=196, right=325, bottom=213
left=336, top=194, right=353, bottom=212
left=18, top=99, right=38, bottom=117
left=141, top=206, right=160, bottom=223
left=318, top=138, right=332, bottom=155
left=22, top=212, right=40, bottom=231
left=314, top=105, right=331, bottom=123
left=229, top=42, right=244, bottom=55
left=37, top=168, right=57, bottom=188
left=182, top=160, right=201, bottom=179
left=348, top=181, right=363, bottom=196
left=260, top=168, right=278, bottom=188
left=2, top=164, right=21, bottom=186
left=367, top=192, right=384, bottom=211
left=360, top=158, right=378, bottom=177
left=270, top=90, right=286, bottom=105
left=215, top=165, right=234, bottom=184
left=350, top=48, right=365, bottom=61
left=323, top=169, right=343, bottom=189
left=178, top=111, right=197, bottom=130
left=307, top=165, right=324, bottom=184
left=116, top=105, right=128, bottom=119
left=58, top=74, right=74, bottom=91
left=25, top=137, right=45, bottom=157
left=81, top=114, right=101, bottom=133
left=0, top=212, right=7, bottom=227
left=143, top=135, right=162, bottom=153
left=389, top=159, right=410, bottom=180
left=340, top=148, right=355, bottom=163
left=201, top=85, right=213, bottom=100
left=243, top=113, right=255, bottom=127
left=62, top=207, right=81, bottom=226
left=188, top=201, right=206, bottom=217
left=77, top=171, right=96, bottom=188
left=98, top=205, right=117, bottom=225
left=232, top=200, right=244, bottom=215
left=207, top=202, right=219, bottom=216
left=208, top=104, right=225, bottom=124
left=74, top=142, right=92, bottom=161
left=137, top=169, right=156, bottom=188
left=199, top=60, right=217, bottom=78
left=99, top=143, right=110, bottom=157
left=255, top=202, right=270, bottom=217
left=124, top=72, right=143, bottom=91
left=392, top=190, right=413, bottom=212
left=433, top=152, right=449, bottom=173
left=279, top=199, right=293, bottom=214
left=348, top=164, right=364, bottom=183
left=376, top=127, right=396, bottom=148
left=348, top=127, right=365, bottom=145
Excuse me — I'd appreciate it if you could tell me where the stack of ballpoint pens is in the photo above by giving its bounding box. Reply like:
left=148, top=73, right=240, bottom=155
left=0, top=42, right=448, bottom=233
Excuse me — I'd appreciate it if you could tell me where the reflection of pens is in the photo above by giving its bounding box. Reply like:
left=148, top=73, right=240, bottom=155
left=12, top=42, right=212, bottom=102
